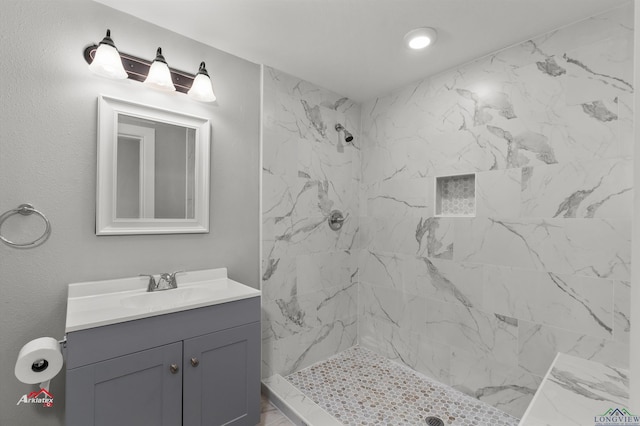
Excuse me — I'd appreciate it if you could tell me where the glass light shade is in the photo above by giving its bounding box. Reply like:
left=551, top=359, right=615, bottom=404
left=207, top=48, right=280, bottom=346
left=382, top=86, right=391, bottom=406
left=188, top=73, right=216, bottom=102
left=88, top=43, right=127, bottom=79
left=144, top=48, right=175, bottom=92
left=144, top=61, right=175, bottom=91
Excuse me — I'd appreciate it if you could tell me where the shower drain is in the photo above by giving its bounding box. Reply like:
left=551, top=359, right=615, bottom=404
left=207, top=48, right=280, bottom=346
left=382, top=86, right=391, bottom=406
left=425, top=416, right=445, bottom=426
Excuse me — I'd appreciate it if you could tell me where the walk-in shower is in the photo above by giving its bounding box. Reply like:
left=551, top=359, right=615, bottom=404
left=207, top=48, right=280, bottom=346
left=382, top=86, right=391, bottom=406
left=261, top=3, right=633, bottom=423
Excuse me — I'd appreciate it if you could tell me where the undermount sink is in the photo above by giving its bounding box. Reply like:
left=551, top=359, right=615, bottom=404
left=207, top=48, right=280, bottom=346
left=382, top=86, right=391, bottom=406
left=120, top=286, right=215, bottom=310
left=65, top=268, right=261, bottom=332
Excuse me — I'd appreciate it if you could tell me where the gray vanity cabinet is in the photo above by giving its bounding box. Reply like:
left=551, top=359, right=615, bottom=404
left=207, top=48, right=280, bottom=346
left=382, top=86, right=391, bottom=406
left=65, top=297, right=260, bottom=426
left=183, top=322, right=260, bottom=426
left=66, top=343, right=183, bottom=426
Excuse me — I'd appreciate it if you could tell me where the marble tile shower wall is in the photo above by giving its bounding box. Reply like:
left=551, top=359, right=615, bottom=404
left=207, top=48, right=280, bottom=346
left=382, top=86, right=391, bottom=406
left=357, top=6, right=633, bottom=418
left=261, top=67, right=361, bottom=379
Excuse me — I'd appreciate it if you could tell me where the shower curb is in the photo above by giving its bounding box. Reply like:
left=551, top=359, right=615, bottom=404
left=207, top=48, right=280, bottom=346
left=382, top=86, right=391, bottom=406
left=261, top=374, right=342, bottom=426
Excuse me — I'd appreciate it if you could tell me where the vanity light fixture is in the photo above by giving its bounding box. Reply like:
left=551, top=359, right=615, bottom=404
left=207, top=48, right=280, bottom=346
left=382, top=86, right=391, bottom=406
left=83, top=30, right=217, bottom=102
left=188, top=62, right=217, bottom=102
left=404, top=27, right=438, bottom=50
left=143, top=48, right=176, bottom=92
left=87, top=29, right=127, bottom=79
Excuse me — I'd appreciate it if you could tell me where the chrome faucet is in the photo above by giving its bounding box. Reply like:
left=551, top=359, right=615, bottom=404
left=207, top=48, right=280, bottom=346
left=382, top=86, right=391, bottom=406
left=140, top=274, right=158, bottom=292
left=158, top=271, right=182, bottom=290
left=140, top=271, right=183, bottom=292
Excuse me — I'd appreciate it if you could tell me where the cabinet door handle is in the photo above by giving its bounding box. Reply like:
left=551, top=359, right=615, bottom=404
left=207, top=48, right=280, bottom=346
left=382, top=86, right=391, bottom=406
left=169, top=363, right=179, bottom=374
left=190, top=357, right=199, bottom=367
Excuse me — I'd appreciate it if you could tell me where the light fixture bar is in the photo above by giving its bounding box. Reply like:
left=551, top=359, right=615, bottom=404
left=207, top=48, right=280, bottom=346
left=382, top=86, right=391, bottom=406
left=83, top=44, right=195, bottom=93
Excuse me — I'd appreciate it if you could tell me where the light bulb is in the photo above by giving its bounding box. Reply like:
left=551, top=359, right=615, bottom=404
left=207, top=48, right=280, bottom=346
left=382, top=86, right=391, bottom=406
left=404, top=28, right=438, bottom=50
left=409, top=36, right=431, bottom=49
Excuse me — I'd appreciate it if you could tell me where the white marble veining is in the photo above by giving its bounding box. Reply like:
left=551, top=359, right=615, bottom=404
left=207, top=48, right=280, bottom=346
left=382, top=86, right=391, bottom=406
left=261, top=66, right=361, bottom=379
left=356, top=5, right=633, bottom=419
left=408, top=257, right=484, bottom=307
left=262, top=315, right=357, bottom=379
left=423, top=297, right=519, bottom=366
left=365, top=215, right=455, bottom=258
left=366, top=177, right=432, bottom=218
left=261, top=5, right=634, bottom=421
left=517, top=321, right=629, bottom=378
left=520, top=353, right=631, bottom=426
left=358, top=250, right=405, bottom=290
left=613, top=280, right=631, bottom=344
left=521, top=158, right=632, bottom=219
left=359, top=313, right=453, bottom=385
left=449, top=349, right=541, bottom=418
left=454, top=218, right=630, bottom=280
left=484, top=266, right=614, bottom=338
left=261, top=283, right=357, bottom=341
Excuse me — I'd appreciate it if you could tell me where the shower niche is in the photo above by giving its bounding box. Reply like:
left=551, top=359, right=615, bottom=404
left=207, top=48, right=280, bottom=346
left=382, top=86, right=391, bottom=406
left=435, top=173, right=476, bottom=217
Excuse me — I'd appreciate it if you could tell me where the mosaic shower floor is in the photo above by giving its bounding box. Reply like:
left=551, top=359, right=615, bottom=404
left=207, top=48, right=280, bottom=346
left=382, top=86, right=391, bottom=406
left=285, top=346, right=519, bottom=426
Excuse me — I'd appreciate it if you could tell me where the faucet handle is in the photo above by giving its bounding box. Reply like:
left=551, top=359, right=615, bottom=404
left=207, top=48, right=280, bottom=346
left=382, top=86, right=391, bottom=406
left=139, top=274, right=157, bottom=291
left=169, top=270, right=184, bottom=279
left=160, top=271, right=183, bottom=288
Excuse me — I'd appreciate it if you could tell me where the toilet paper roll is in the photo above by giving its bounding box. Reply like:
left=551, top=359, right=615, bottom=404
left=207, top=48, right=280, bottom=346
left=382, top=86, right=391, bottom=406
left=15, top=337, right=63, bottom=385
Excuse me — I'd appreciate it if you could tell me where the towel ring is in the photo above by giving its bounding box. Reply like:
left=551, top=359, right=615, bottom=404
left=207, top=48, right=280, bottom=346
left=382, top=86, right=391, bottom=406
left=0, top=204, right=51, bottom=249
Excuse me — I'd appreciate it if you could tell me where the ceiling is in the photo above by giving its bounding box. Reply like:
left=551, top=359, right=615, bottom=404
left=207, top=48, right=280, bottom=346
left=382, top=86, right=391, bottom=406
left=95, top=0, right=629, bottom=102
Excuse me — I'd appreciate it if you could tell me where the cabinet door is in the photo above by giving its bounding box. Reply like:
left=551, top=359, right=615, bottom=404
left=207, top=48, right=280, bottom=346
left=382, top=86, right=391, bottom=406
left=66, top=342, right=182, bottom=426
left=183, top=322, right=260, bottom=426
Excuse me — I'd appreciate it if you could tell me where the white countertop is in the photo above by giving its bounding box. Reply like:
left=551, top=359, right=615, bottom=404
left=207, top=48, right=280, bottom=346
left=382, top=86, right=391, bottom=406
left=519, top=353, right=631, bottom=426
left=65, top=268, right=260, bottom=332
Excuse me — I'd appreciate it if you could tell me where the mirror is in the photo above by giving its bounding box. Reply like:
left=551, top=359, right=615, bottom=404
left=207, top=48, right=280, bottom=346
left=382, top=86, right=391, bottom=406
left=97, top=95, right=210, bottom=235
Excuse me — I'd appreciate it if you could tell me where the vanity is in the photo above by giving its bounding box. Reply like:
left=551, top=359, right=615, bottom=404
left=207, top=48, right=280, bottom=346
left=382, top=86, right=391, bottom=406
left=64, top=268, right=261, bottom=426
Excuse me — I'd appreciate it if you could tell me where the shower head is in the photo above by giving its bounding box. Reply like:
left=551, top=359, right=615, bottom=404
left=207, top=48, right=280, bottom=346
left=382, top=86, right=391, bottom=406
left=335, top=123, right=354, bottom=143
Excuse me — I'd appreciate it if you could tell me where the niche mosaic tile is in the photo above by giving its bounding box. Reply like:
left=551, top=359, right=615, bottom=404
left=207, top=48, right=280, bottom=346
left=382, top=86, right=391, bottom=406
left=436, top=174, right=476, bottom=216
left=286, top=346, right=518, bottom=426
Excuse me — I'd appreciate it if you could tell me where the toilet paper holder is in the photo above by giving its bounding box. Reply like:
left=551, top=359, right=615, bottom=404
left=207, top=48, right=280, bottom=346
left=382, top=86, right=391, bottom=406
left=15, top=336, right=67, bottom=392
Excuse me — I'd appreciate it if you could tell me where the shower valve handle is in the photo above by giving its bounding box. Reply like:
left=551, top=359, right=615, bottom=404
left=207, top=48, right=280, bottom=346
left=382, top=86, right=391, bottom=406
left=328, top=210, right=348, bottom=231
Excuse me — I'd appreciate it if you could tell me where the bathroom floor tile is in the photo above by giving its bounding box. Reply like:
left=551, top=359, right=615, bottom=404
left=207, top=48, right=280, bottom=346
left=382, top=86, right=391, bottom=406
left=260, top=393, right=295, bottom=426
left=285, top=346, right=519, bottom=426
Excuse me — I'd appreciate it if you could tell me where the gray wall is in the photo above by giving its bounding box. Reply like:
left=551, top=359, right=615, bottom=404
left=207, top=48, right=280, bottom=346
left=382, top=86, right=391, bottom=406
left=0, top=2, right=260, bottom=425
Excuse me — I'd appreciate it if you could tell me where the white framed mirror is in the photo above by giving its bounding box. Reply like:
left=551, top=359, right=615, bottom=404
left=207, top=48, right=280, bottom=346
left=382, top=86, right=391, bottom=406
left=96, top=95, right=211, bottom=235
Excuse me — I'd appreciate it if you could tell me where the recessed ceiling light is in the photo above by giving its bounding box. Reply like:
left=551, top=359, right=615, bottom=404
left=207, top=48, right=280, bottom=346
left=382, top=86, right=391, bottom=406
left=404, top=27, right=437, bottom=50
